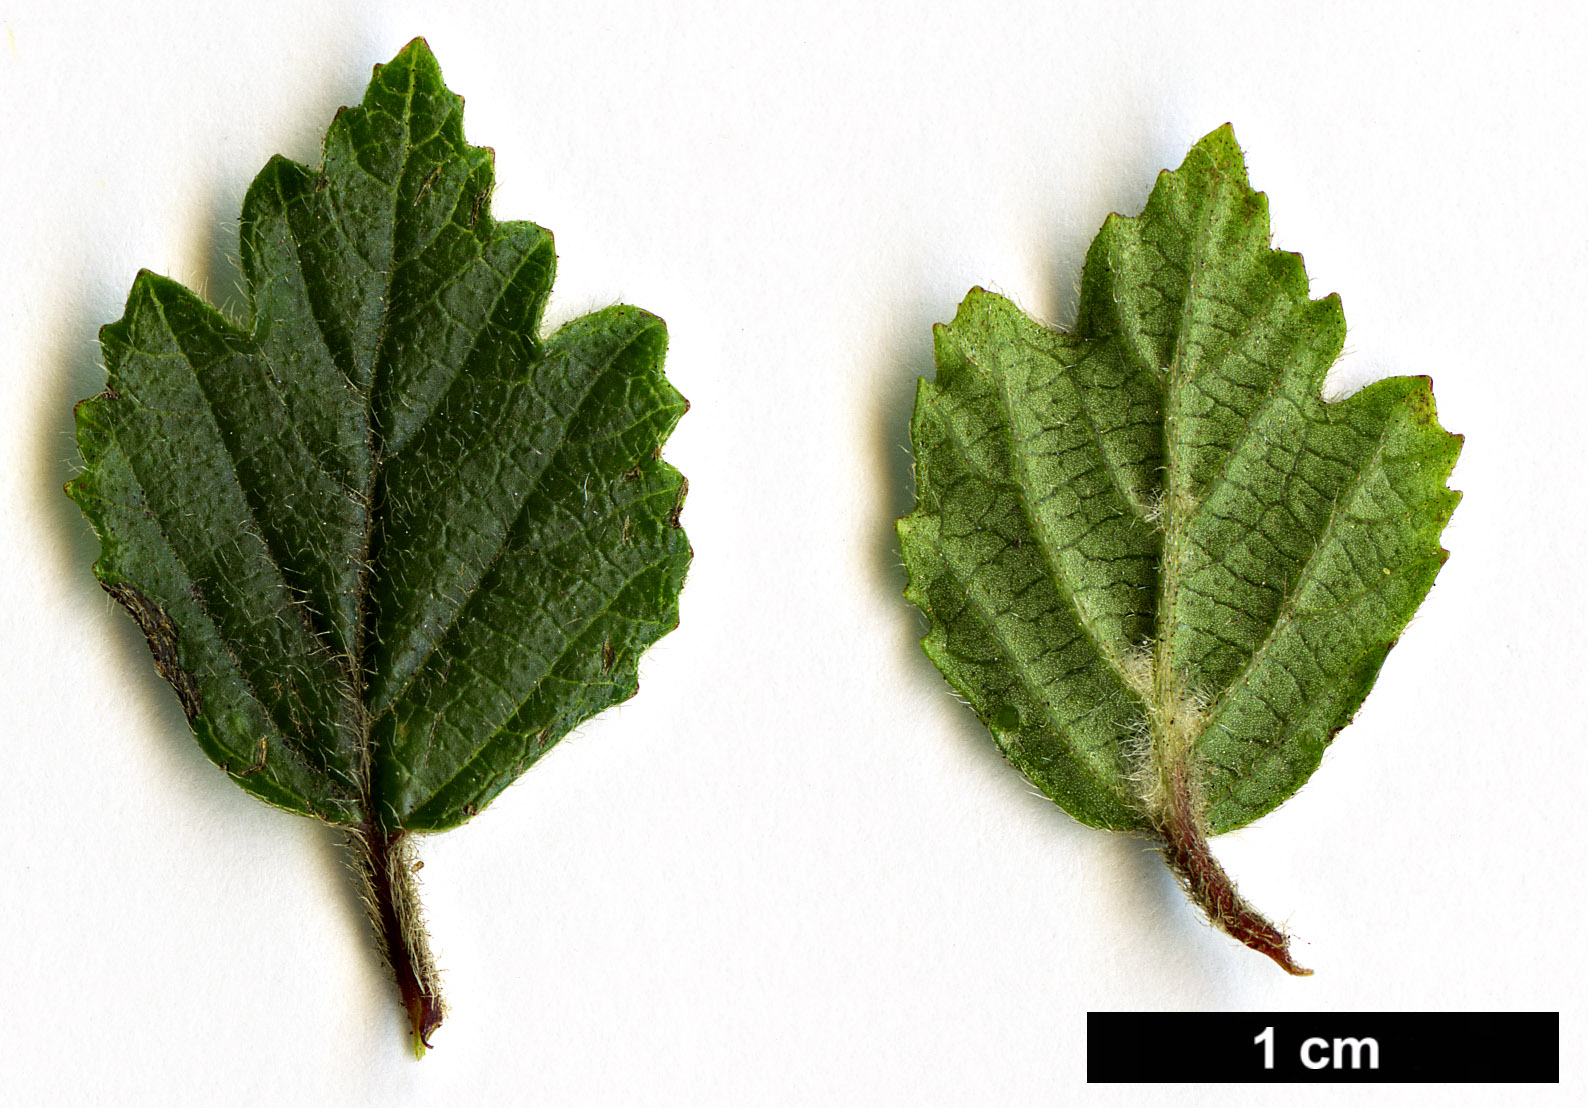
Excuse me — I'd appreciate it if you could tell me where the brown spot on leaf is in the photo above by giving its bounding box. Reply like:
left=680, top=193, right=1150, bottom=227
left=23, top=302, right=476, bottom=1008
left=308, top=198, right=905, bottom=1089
left=416, top=165, right=442, bottom=202
left=102, top=581, right=202, bottom=722
left=73, top=387, right=119, bottom=419
left=236, top=737, right=269, bottom=777
left=667, top=477, right=688, bottom=529
left=601, top=638, right=615, bottom=672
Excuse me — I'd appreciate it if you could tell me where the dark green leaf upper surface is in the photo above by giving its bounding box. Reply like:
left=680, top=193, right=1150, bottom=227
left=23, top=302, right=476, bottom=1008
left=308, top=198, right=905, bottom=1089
left=69, top=39, right=689, bottom=832
left=899, top=126, right=1460, bottom=834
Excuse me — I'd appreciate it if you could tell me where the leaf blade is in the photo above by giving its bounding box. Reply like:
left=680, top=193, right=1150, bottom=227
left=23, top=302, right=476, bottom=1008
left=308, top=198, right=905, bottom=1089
left=899, top=290, right=1158, bottom=830
left=901, top=125, right=1460, bottom=967
left=67, top=38, right=689, bottom=1045
left=75, top=272, right=364, bottom=813
left=373, top=306, right=690, bottom=830
left=1191, top=373, right=1461, bottom=832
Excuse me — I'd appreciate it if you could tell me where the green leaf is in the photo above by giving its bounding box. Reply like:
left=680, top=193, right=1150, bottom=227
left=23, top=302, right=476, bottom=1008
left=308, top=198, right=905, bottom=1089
left=898, top=125, right=1460, bottom=973
left=67, top=39, right=690, bottom=1052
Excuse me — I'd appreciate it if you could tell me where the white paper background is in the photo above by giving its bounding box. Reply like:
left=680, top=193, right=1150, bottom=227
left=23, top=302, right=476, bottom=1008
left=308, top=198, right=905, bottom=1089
left=2, top=1, right=1583, bottom=1104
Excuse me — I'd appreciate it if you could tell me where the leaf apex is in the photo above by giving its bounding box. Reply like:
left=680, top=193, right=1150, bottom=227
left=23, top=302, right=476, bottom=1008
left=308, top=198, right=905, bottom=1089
left=1204, top=120, right=1239, bottom=145
left=1187, top=121, right=1248, bottom=171
left=382, top=36, right=441, bottom=76
left=397, top=35, right=436, bottom=60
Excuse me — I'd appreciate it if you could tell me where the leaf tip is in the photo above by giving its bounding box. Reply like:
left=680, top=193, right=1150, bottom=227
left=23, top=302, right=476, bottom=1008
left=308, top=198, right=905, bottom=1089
left=1170, top=123, right=1253, bottom=200
left=1191, top=121, right=1244, bottom=162
left=384, top=36, right=440, bottom=76
left=367, top=37, right=447, bottom=110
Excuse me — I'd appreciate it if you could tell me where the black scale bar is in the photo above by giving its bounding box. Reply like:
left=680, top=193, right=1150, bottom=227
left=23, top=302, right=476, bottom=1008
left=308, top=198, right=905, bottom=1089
left=1088, top=1012, right=1559, bottom=1083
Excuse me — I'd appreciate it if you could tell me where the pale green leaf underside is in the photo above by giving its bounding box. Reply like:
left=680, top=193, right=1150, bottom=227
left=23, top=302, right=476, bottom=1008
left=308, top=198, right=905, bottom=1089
left=69, top=40, right=690, bottom=833
left=899, top=126, right=1460, bottom=834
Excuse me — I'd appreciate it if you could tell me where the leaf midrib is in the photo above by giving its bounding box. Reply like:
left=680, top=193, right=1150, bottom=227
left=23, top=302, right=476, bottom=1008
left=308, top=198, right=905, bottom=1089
left=1150, top=166, right=1222, bottom=766
left=375, top=238, right=543, bottom=468
left=349, top=55, right=421, bottom=824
